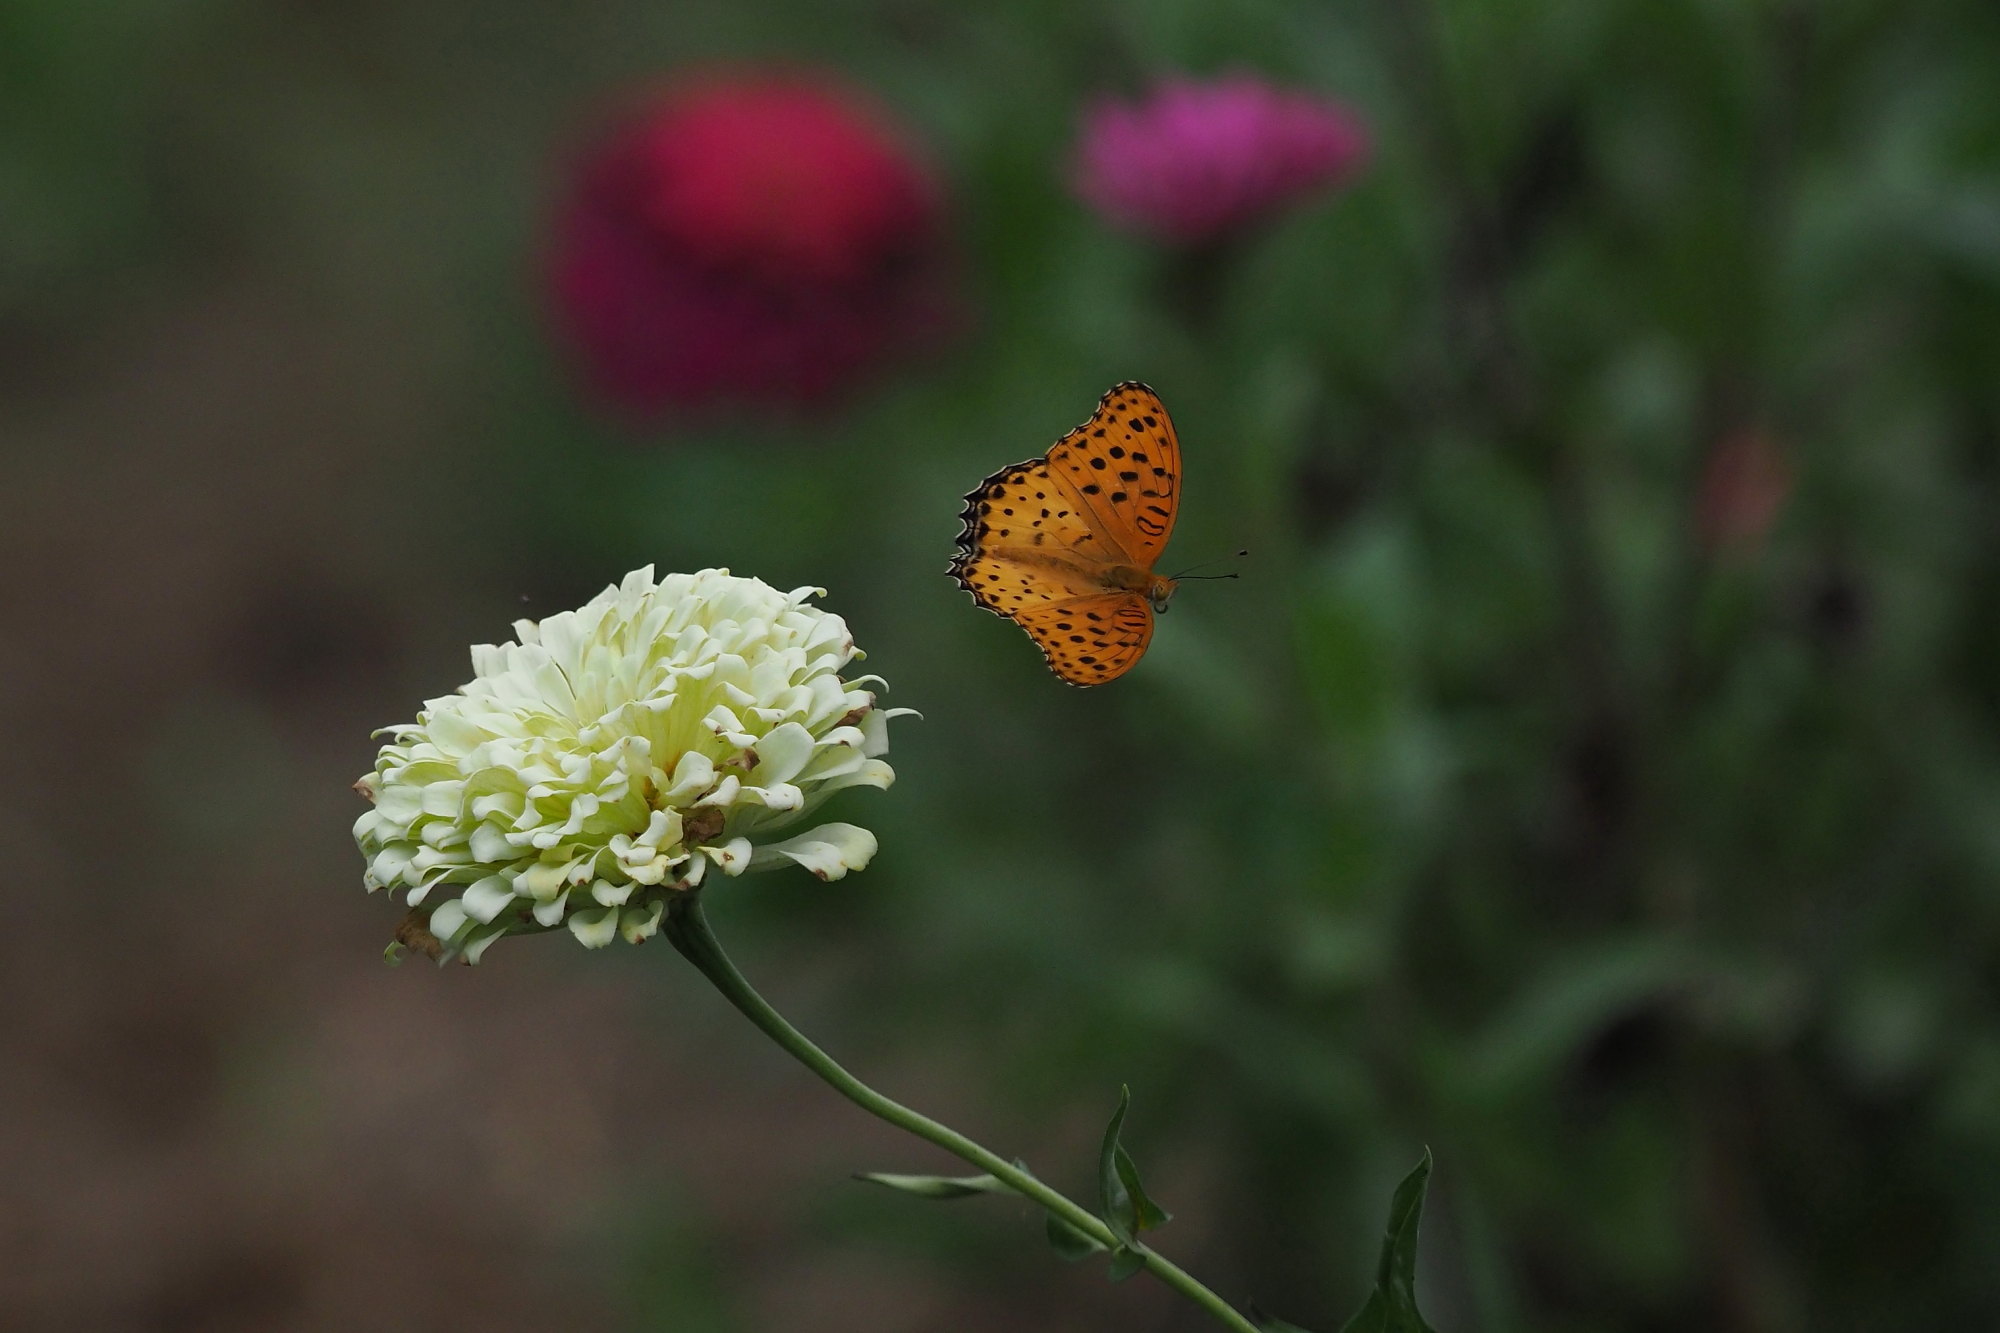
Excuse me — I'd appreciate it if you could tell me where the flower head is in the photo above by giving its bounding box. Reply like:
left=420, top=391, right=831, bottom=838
left=354, top=567, right=912, bottom=962
left=547, top=72, right=955, bottom=419
left=1072, top=74, right=1370, bottom=245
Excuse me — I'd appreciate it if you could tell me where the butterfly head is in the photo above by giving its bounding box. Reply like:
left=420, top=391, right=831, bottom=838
left=1148, top=576, right=1178, bottom=614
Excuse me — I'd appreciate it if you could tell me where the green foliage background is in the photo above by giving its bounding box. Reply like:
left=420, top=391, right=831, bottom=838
left=8, top=1, right=2000, bottom=1330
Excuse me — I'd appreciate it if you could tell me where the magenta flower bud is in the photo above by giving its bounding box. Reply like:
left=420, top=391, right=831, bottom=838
left=1072, top=74, right=1371, bottom=245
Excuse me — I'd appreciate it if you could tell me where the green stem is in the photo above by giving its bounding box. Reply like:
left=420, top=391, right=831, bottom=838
left=664, top=895, right=1263, bottom=1333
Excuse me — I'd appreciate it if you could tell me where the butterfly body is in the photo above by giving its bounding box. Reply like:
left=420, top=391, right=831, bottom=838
left=949, top=382, right=1182, bottom=686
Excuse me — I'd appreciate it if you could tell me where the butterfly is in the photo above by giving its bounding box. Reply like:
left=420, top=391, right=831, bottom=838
left=949, top=381, right=1182, bottom=686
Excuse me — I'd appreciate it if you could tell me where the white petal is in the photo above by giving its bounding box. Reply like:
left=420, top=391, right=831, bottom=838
left=590, top=877, right=635, bottom=907
left=517, top=859, right=570, bottom=901
left=807, top=759, right=894, bottom=799
left=798, top=746, right=866, bottom=782
left=637, top=808, right=681, bottom=848
left=461, top=923, right=510, bottom=964
left=461, top=874, right=517, bottom=924
left=697, top=774, right=741, bottom=808
left=531, top=887, right=571, bottom=927
left=469, top=823, right=512, bottom=863
left=662, top=750, right=716, bottom=803
left=429, top=899, right=470, bottom=943
left=366, top=843, right=416, bottom=890
left=619, top=900, right=665, bottom=944
left=403, top=868, right=453, bottom=908
left=705, top=836, right=754, bottom=876
left=749, top=823, right=878, bottom=881
left=742, top=781, right=803, bottom=812
left=752, top=722, right=816, bottom=785
left=567, top=906, right=619, bottom=948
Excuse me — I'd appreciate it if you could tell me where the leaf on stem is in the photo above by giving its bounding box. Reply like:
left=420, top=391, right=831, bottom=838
left=854, top=1171, right=1010, bottom=1199
left=1097, top=1085, right=1172, bottom=1242
left=1335, top=1149, right=1439, bottom=1333
left=1095, top=1085, right=1171, bottom=1284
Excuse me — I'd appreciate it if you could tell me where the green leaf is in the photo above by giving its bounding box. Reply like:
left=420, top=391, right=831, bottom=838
left=1107, top=1245, right=1146, bottom=1282
left=854, top=1171, right=1009, bottom=1200
left=1046, top=1212, right=1107, bottom=1261
left=1116, top=1144, right=1173, bottom=1231
left=1098, top=1085, right=1137, bottom=1243
left=1097, top=1085, right=1171, bottom=1243
left=1337, top=1150, right=1439, bottom=1333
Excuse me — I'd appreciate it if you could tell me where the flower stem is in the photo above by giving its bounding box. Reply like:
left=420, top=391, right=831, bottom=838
left=663, top=895, right=1263, bottom=1333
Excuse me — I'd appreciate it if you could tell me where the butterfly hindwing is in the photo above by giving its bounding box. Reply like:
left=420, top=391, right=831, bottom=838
left=1044, top=381, right=1181, bottom=566
left=1011, top=592, right=1156, bottom=687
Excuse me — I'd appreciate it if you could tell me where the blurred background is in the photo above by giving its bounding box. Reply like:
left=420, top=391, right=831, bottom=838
left=6, top=0, right=2000, bottom=1329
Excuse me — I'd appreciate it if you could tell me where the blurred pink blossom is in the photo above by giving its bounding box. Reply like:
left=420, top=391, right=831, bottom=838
left=1698, top=425, right=1793, bottom=556
left=1072, top=74, right=1370, bottom=245
left=546, top=73, right=954, bottom=420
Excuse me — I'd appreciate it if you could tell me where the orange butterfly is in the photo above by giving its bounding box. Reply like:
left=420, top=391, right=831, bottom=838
left=949, top=381, right=1182, bottom=686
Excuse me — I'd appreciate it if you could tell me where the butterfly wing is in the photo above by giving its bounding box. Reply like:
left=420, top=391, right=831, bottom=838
left=1043, top=381, right=1181, bottom=567
left=949, top=456, right=1128, bottom=617
left=1011, top=592, right=1155, bottom=687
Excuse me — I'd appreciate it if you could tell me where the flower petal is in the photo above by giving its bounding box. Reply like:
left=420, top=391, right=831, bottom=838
left=705, top=837, right=754, bottom=876
left=531, top=887, right=571, bottom=927
left=619, top=900, right=665, bottom=944
left=749, top=823, right=878, bottom=881
left=752, top=722, right=816, bottom=785
left=567, top=906, right=620, bottom=948
left=461, top=874, right=518, bottom=924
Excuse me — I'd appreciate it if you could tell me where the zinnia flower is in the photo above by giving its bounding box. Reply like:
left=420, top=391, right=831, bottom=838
left=547, top=72, right=954, bottom=419
left=353, top=567, right=912, bottom=962
left=1072, top=74, right=1370, bottom=245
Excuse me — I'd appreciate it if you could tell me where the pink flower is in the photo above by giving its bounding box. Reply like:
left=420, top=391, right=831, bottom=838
left=1697, top=426, right=1793, bottom=556
left=547, top=73, right=954, bottom=419
left=1072, top=74, right=1370, bottom=245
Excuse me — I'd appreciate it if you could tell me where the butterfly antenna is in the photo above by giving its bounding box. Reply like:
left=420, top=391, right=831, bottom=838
left=1170, top=549, right=1249, bottom=581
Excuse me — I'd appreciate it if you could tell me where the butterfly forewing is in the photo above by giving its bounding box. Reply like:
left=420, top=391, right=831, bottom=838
left=1044, top=382, right=1181, bottom=567
left=949, top=459, right=1126, bottom=615
left=1012, top=593, right=1155, bottom=687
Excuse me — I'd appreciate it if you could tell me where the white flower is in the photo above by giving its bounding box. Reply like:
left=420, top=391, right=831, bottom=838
left=354, top=567, right=913, bottom=962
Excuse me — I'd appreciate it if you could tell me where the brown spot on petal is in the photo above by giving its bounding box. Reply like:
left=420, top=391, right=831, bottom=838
left=835, top=706, right=871, bottom=729
left=352, top=778, right=376, bottom=802
left=719, top=748, right=760, bottom=772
